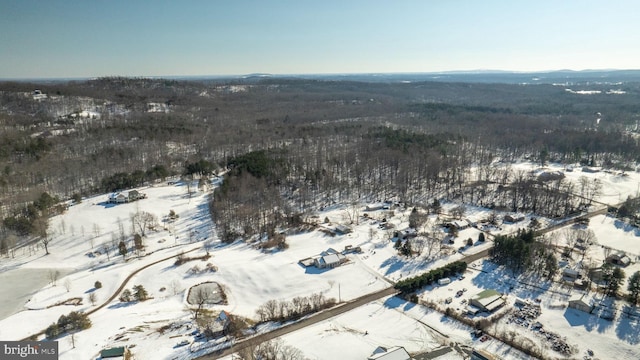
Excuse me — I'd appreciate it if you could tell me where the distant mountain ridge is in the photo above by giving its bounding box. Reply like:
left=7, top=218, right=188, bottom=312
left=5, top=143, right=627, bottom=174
left=4, top=69, right=640, bottom=85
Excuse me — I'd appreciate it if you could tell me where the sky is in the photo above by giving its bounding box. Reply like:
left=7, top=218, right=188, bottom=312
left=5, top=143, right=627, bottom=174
left=1, top=0, right=640, bottom=79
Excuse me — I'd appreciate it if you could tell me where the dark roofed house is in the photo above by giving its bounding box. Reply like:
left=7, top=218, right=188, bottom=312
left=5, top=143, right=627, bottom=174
left=504, top=213, right=525, bottom=223
left=100, top=346, right=128, bottom=359
left=606, top=253, right=631, bottom=267
left=128, top=190, right=140, bottom=201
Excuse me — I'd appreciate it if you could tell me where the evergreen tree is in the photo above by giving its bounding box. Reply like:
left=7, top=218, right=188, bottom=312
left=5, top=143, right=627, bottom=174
left=133, top=284, right=149, bottom=301
left=401, top=240, right=412, bottom=257
left=628, top=271, right=640, bottom=305
left=120, top=289, right=132, bottom=302
left=118, top=241, right=127, bottom=259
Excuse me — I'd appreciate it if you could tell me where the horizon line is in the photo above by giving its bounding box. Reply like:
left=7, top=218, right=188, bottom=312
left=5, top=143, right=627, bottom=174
left=2, top=68, right=640, bottom=82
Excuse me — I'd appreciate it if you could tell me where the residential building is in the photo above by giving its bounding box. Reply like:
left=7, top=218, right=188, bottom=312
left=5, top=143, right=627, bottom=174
left=568, top=294, right=594, bottom=314
left=368, top=346, right=412, bottom=360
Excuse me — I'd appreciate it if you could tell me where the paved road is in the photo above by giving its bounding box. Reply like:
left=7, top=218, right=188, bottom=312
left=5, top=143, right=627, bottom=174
left=196, top=286, right=399, bottom=359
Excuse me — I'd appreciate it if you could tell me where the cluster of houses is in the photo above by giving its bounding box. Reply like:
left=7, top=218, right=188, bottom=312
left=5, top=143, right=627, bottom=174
left=107, top=190, right=147, bottom=204
left=561, top=250, right=633, bottom=290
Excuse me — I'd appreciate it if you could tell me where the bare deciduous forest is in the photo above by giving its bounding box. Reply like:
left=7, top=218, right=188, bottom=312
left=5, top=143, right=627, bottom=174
left=2, top=74, right=640, bottom=248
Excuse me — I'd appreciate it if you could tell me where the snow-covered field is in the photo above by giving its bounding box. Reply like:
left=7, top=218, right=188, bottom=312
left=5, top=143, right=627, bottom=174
left=1, top=161, right=640, bottom=359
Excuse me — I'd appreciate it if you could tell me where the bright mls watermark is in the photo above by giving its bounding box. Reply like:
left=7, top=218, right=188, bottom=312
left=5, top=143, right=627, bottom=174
left=1, top=341, right=58, bottom=359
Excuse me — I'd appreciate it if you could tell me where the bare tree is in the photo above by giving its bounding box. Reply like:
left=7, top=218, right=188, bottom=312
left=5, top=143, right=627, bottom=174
left=131, top=211, right=158, bottom=236
left=88, top=292, right=97, bottom=306
left=233, top=339, right=307, bottom=360
left=191, top=287, right=211, bottom=321
left=117, top=217, right=126, bottom=242
left=170, top=279, right=183, bottom=295
left=34, top=216, right=51, bottom=255
left=92, top=223, right=101, bottom=238
left=101, top=242, right=110, bottom=261
left=63, top=278, right=71, bottom=292
left=48, top=270, right=60, bottom=286
left=343, top=202, right=360, bottom=225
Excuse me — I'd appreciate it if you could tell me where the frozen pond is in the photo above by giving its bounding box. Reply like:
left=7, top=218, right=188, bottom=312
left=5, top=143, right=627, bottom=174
left=186, top=281, right=225, bottom=305
left=0, top=267, right=73, bottom=320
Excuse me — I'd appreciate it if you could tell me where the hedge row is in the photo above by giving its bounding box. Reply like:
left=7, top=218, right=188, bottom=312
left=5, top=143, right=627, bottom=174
left=395, top=261, right=467, bottom=293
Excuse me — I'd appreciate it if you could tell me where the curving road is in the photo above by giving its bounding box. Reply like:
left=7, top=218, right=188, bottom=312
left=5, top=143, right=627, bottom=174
left=20, top=246, right=200, bottom=341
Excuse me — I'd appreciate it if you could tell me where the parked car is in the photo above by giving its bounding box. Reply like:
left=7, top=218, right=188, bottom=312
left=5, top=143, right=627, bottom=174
left=445, top=297, right=453, bottom=304
left=176, top=340, right=190, bottom=347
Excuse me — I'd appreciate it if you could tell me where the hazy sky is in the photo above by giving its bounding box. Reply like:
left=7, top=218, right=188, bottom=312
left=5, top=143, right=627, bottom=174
left=1, top=0, right=639, bottom=78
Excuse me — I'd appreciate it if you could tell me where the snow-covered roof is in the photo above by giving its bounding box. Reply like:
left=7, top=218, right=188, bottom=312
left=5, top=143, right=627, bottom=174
left=323, top=254, right=341, bottom=265
left=367, top=346, right=411, bottom=360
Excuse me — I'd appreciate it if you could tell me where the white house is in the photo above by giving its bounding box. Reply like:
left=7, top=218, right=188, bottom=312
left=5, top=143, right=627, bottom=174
left=314, top=253, right=346, bottom=269
left=108, top=192, right=127, bottom=204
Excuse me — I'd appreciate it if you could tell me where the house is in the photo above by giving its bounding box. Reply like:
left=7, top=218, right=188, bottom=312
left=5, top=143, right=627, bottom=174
left=606, top=252, right=631, bottom=267
left=365, top=203, right=385, bottom=211
left=314, top=253, right=346, bottom=269
left=504, top=213, right=525, bottom=223
left=447, top=220, right=468, bottom=230
left=562, top=268, right=580, bottom=280
left=568, top=294, right=594, bottom=313
left=470, top=289, right=505, bottom=313
left=589, top=267, right=604, bottom=283
left=32, top=89, right=47, bottom=100
left=470, top=349, right=498, bottom=360
left=401, top=228, right=418, bottom=239
left=367, top=346, right=412, bottom=360
left=206, top=310, right=231, bottom=338
left=108, top=192, right=128, bottom=204
left=128, top=190, right=142, bottom=201
left=335, top=225, right=352, bottom=235
left=100, top=346, right=129, bottom=359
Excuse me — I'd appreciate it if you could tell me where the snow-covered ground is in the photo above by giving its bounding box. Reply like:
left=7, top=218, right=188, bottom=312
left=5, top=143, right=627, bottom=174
left=1, top=161, right=640, bottom=359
